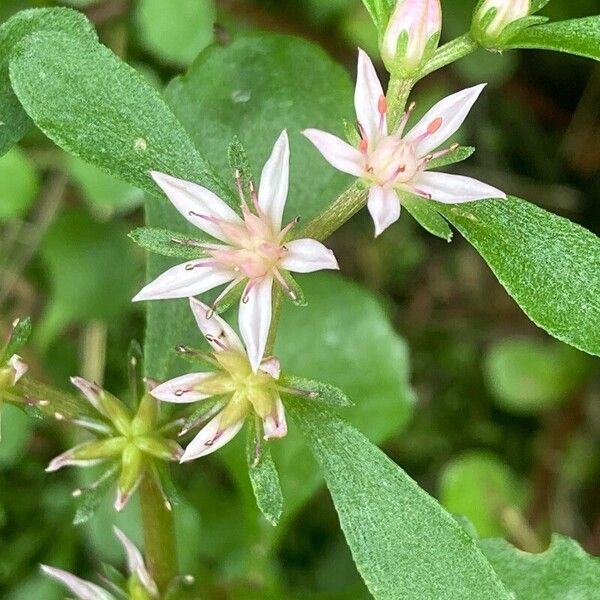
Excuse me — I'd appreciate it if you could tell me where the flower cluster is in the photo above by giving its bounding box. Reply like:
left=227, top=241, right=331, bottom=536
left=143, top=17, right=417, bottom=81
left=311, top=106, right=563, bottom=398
left=129, top=1, right=506, bottom=461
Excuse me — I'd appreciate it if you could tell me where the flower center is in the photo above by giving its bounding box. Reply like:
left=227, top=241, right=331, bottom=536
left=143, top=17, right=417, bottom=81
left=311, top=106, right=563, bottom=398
left=364, top=136, right=419, bottom=187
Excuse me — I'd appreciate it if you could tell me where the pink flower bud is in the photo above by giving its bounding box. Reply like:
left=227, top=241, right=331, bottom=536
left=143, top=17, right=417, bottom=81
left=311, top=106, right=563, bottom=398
left=473, top=0, right=530, bottom=44
left=381, top=0, right=442, bottom=74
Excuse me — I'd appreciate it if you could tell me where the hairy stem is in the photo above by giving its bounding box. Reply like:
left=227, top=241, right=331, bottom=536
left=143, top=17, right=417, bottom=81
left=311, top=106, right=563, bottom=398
left=140, top=472, right=178, bottom=592
left=387, top=77, right=414, bottom=131
left=418, top=33, right=479, bottom=78
left=296, top=183, right=367, bottom=242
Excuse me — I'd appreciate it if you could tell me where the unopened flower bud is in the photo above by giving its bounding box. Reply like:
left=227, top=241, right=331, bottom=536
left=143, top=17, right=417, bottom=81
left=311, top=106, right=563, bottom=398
left=380, top=0, right=442, bottom=75
left=472, top=0, right=530, bottom=46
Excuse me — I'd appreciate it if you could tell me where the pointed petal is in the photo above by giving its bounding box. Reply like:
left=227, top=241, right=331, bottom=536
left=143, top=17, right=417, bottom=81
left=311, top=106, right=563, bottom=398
left=368, top=186, right=401, bottom=237
left=258, top=130, right=290, bottom=230
left=413, top=171, right=506, bottom=203
left=302, top=129, right=363, bottom=177
left=279, top=239, right=339, bottom=273
left=46, top=444, right=107, bottom=473
left=189, top=297, right=244, bottom=352
left=150, top=171, right=243, bottom=242
left=8, top=355, right=27, bottom=384
left=113, top=527, right=159, bottom=597
left=405, top=84, right=487, bottom=156
left=151, top=373, right=215, bottom=403
left=259, top=356, right=281, bottom=379
left=132, top=261, right=235, bottom=302
left=41, top=565, right=115, bottom=600
left=355, top=48, right=386, bottom=140
left=70, top=376, right=108, bottom=417
left=239, top=277, right=273, bottom=373
left=263, top=395, right=287, bottom=440
left=180, top=412, right=244, bottom=461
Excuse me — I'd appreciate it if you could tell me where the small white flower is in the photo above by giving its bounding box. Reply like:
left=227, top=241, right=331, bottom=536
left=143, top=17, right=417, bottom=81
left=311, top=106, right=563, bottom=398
left=303, top=49, right=506, bottom=237
left=133, top=131, right=339, bottom=372
left=42, top=527, right=158, bottom=599
left=152, top=298, right=291, bottom=462
left=474, top=0, right=530, bottom=41
left=381, top=0, right=442, bottom=73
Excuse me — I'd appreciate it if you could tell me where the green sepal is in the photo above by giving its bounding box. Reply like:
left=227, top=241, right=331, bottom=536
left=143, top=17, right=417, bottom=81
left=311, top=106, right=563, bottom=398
left=100, top=562, right=128, bottom=591
left=71, top=437, right=128, bottom=460
left=131, top=393, right=159, bottom=436
left=128, top=227, right=211, bottom=260
left=99, top=390, right=133, bottom=436
left=279, top=375, right=353, bottom=407
left=179, top=397, right=224, bottom=436
left=72, top=467, right=119, bottom=525
left=228, top=136, right=254, bottom=190
left=246, top=417, right=283, bottom=526
left=135, top=435, right=182, bottom=462
left=427, top=146, right=476, bottom=171
left=360, top=0, right=396, bottom=34
left=402, top=193, right=453, bottom=242
left=175, top=346, right=221, bottom=370
left=1, top=316, right=32, bottom=364
left=117, top=444, right=144, bottom=501
left=211, top=279, right=245, bottom=315
left=280, top=271, right=307, bottom=307
left=343, top=118, right=360, bottom=147
left=151, top=460, right=182, bottom=508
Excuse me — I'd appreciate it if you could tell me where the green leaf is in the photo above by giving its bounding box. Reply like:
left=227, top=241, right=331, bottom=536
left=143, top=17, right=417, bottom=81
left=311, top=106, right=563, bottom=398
left=0, top=7, right=97, bottom=156
left=128, top=227, right=210, bottom=260
left=506, top=17, right=600, bottom=61
left=360, top=0, right=395, bottom=32
left=135, top=0, right=216, bottom=66
left=480, top=535, right=600, bottom=599
left=484, top=338, right=593, bottom=414
left=1, top=316, right=31, bottom=363
left=8, top=29, right=226, bottom=198
left=427, top=146, right=476, bottom=170
left=246, top=419, right=283, bottom=527
left=67, top=155, right=143, bottom=217
left=0, top=146, right=40, bottom=220
left=272, top=273, right=415, bottom=522
left=402, top=194, right=453, bottom=242
left=164, top=32, right=354, bottom=224
left=279, top=375, right=353, bottom=407
left=439, top=451, right=526, bottom=538
left=288, top=400, right=511, bottom=599
left=438, top=197, right=600, bottom=356
left=228, top=136, right=254, bottom=191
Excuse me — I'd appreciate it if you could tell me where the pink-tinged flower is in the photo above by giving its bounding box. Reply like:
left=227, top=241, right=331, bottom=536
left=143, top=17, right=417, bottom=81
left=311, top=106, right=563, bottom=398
left=381, top=0, right=442, bottom=74
left=303, top=50, right=506, bottom=237
left=42, top=527, right=159, bottom=599
left=133, top=131, right=339, bottom=372
left=152, top=298, right=297, bottom=462
left=473, top=0, right=530, bottom=43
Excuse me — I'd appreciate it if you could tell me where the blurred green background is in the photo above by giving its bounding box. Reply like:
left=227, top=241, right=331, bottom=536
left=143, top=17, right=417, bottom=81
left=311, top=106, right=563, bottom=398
left=0, top=0, right=599, bottom=598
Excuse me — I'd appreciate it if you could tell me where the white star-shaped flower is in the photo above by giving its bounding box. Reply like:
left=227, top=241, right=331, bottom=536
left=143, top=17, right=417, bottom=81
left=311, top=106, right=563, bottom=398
left=134, top=131, right=338, bottom=371
left=303, top=49, right=506, bottom=237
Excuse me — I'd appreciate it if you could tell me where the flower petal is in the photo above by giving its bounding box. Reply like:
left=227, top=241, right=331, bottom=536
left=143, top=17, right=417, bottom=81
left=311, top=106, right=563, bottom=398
left=260, top=356, right=281, bottom=379
left=302, top=129, right=363, bottom=177
left=258, top=130, right=290, bottom=230
left=8, top=354, right=27, bottom=384
left=132, top=261, right=235, bottom=302
left=355, top=48, right=386, bottom=140
left=41, top=565, right=115, bottom=600
left=150, top=171, right=243, bottom=242
left=189, top=297, right=244, bottom=352
left=150, top=373, right=215, bottom=403
left=412, top=171, right=506, bottom=203
left=279, top=239, right=339, bottom=273
left=239, top=277, right=273, bottom=373
left=367, top=186, right=401, bottom=237
left=180, top=412, right=244, bottom=461
left=404, top=84, right=486, bottom=157
left=262, top=395, right=287, bottom=440
left=113, top=527, right=159, bottom=597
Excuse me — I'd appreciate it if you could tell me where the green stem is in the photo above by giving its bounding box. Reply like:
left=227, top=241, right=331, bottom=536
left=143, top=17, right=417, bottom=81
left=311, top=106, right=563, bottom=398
left=139, top=471, right=178, bottom=592
left=296, top=183, right=367, bottom=242
left=387, top=77, right=414, bottom=130
left=418, top=33, right=479, bottom=78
